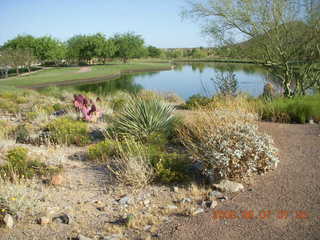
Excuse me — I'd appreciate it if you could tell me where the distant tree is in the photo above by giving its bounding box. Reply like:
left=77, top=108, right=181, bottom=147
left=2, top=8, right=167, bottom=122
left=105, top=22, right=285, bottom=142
left=66, top=33, right=117, bottom=64
left=147, top=46, right=161, bottom=58
left=19, top=48, right=37, bottom=72
left=191, top=48, right=207, bottom=59
left=111, top=32, right=145, bottom=63
left=35, top=36, right=65, bottom=64
left=2, top=35, right=37, bottom=53
left=92, top=33, right=118, bottom=64
left=0, top=50, right=11, bottom=78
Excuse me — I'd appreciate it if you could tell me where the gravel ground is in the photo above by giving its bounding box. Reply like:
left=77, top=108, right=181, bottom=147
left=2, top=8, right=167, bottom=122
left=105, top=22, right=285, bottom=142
left=159, top=122, right=320, bottom=240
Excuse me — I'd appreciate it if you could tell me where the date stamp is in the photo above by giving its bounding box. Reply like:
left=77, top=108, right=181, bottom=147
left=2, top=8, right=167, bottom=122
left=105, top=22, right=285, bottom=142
left=212, top=210, right=311, bottom=220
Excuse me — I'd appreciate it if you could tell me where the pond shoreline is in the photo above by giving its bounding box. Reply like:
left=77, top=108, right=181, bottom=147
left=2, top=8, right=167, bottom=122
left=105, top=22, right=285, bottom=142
left=18, top=66, right=172, bottom=89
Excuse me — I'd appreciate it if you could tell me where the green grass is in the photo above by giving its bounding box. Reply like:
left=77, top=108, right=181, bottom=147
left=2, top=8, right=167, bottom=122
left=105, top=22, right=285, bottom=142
left=258, top=95, right=320, bottom=123
left=0, top=63, right=171, bottom=87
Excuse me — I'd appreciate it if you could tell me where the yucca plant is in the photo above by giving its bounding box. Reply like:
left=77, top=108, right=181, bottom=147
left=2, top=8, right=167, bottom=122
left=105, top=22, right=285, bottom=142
left=113, top=97, right=175, bottom=140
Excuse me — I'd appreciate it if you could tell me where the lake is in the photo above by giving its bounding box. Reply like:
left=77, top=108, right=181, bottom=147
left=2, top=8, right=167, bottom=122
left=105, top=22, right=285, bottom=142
left=71, top=63, right=275, bottom=100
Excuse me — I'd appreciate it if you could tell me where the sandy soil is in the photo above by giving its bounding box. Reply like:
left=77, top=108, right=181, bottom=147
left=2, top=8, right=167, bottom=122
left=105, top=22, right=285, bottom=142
left=158, top=122, right=320, bottom=240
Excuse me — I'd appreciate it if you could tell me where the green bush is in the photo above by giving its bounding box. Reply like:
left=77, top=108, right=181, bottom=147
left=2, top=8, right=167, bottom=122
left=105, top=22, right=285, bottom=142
left=0, top=147, right=61, bottom=181
left=47, top=117, right=90, bottom=146
left=151, top=152, right=192, bottom=184
left=184, top=94, right=212, bottom=109
left=88, top=140, right=117, bottom=162
left=112, top=97, right=175, bottom=141
left=0, top=99, right=19, bottom=114
left=259, top=95, right=320, bottom=123
left=13, top=124, right=31, bottom=144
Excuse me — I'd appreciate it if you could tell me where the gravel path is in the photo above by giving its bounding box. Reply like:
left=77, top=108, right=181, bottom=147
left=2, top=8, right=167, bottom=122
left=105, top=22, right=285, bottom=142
left=159, top=122, right=320, bottom=240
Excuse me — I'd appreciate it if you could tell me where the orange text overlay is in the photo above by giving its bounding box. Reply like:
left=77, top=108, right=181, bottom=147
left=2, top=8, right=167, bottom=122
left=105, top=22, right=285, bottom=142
left=212, top=210, right=310, bottom=220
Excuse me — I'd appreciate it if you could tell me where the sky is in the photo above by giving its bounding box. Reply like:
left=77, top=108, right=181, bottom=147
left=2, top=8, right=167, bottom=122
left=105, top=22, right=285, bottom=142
left=0, top=0, right=211, bottom=48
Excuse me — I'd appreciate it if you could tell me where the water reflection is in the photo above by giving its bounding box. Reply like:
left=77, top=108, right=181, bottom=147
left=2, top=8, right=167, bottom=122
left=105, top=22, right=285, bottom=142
left=75, top=74, right=143, bottom=96
left=69, top=63, right=276, bottom=99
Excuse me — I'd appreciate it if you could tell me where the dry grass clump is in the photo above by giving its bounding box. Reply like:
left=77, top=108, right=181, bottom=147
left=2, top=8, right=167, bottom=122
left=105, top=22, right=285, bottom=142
left=0, top=179, right=45, bottom=218
left=178, top=98, right=279, bottom=180
left=106, top=137, right=154, bottom=188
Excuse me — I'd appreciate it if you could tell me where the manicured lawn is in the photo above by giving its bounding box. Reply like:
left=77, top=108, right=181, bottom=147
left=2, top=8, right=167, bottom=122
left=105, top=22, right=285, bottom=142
left=0, top=63, right=171, bottom=87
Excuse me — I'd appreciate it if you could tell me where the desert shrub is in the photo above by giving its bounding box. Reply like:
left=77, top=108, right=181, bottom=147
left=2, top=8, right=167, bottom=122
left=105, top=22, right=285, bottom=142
left=13, top=124, right=32, bottom=144
left=88, top=140, right=117, bottom=162
left=0, top=147, right=61, bottom=181
left=212, top=69, right=238, bottom=96
left=161, top=92, right=184, bottom=104
left=178, top=108, right=279, bottom=180
left=47, top=117, right=90, bottom=146
left=0, top=120, right=14, bottom=139
left=262, top=83, right=276, bottom=101
left=151, top=152, right=192, bottom=184
left=185, top=94, right=212, bottom=109
left=112, top=97, right=175, bottom=141
left=106, top=137, right=154, bottom=187
left=0, top=98, right=19, bottom=114
left=258, top=95, right=320, bottom=123
left=111, top=98, right=127, bottom=111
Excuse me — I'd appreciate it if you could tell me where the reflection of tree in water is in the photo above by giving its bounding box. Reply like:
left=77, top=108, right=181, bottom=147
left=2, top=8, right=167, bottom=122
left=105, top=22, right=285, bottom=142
left=75, top=74, right=143, bottom=95
left=174, top=64, right=184, bottom=72
left=191, top=63, right=206, bottom=73
left=210, top=63, right=267, bottom=75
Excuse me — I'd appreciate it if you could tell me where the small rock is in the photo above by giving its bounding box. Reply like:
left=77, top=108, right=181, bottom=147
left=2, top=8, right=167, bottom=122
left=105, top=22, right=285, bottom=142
left=201, top=201, right=208, bottom=208
left=3, top=214, right=14, bottom=228
left=181, top=198, right=192, bottom=204
left=192, top=208, right=204, bottom=215
left=209, top=200, right=218, bottom=209
left=51, top=174, right=63, bottom=185
left=167, top=205, right=178, bottom=210
left=309, top=119, right=314, bottom=124
left=77, top=234, right=92, bottom=240
left=143, top=224, right=152, bottom=231
left=209, top=190, right=224, bottom=199
left=118, top=196, right=132, bottom=205
left=39, top=216, right=50, bottom=225
left=102, top=234, right=122, bottom=240
left=213, top=180, right=244, bottom=193
left=53, top=213, right=72, bottom=224
left=97, top=206, right=106, bottom=212
left=143, top=199, right=150, bottom=206
left=172, top=186, right=179, bottom=193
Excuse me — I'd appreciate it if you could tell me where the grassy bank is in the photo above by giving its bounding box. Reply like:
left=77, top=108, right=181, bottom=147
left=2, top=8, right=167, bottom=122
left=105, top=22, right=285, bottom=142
left=0, top=63, right=171, bottom=87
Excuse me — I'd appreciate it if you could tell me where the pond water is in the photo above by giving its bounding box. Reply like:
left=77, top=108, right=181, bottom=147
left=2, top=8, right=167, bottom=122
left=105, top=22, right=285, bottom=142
left=70, top=63, right=275, bottom=100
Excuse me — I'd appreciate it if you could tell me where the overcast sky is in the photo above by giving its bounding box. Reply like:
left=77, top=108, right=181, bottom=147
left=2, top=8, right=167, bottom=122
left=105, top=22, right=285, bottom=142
left=0, top=0, right=211, bottom=48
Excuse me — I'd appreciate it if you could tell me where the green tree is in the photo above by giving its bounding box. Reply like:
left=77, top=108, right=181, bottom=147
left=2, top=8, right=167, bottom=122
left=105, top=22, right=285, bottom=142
left=191, top=48, right=207, bottom=59
left=183, top=0, right=320, bottom=97
left=112, top=32, right=145, bottom=63
left=2, top=35, right=37, bottom=53
left=147, top=46, right=161, bottom=58
left=35, top=36, right=65, bottom=64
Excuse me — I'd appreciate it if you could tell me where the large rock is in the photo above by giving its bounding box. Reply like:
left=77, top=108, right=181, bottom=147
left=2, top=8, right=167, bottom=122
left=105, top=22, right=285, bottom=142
left=213, top=180, right=244, bottom=193
left=3, top=214, right=14, bottom=229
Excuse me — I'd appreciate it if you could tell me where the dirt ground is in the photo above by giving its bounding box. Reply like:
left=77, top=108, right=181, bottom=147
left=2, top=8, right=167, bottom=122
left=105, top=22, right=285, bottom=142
left=158, top=122, right=320, bottom=240
left=0, top=122, right=319, bottom=240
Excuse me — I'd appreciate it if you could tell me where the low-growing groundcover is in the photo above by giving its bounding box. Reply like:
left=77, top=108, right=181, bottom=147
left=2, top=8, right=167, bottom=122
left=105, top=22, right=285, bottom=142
left=46, top=117, right=91, bottom=146
left=0, top=147, right=61, bottom=181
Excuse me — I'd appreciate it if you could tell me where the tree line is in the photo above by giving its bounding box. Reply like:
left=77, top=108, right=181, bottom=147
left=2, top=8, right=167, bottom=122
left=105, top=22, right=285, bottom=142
left=0, top=32, right=165, bottom=77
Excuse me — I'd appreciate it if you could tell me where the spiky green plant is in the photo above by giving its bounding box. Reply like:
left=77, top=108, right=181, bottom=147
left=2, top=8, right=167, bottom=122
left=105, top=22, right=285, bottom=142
left=113, top=97, right=175, bottom=140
